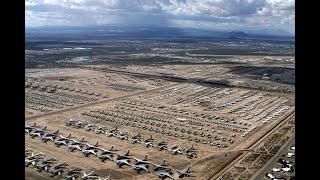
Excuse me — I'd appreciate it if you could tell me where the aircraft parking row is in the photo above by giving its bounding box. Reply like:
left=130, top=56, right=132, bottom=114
left=66, top=119, right=198, bottom=159
left=25, top=124, right=196, bottom=179
left=82, top=108, right=232, bottom=148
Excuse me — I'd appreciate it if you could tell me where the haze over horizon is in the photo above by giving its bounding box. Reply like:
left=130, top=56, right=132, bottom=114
left=26, top=0, right=295, bottom=36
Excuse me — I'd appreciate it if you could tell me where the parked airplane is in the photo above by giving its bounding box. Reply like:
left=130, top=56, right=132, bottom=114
left=177, top=167, right=195, bottom=178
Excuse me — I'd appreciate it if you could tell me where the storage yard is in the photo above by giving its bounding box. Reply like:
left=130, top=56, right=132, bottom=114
left=25, top=33, right=295, bottom=180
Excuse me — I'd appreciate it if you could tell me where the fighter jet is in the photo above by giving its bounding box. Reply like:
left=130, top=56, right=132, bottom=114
left=99, top=146, right=118, bottom=162
left=156, top=171, right=175, bottom=180
left=106, top=128, right=118, bottom=137
left=116, top=159, right=131, bottom=168
left=152, top=160, right=171, bottom=171
left=81, top=171, right=99, bottom=179
left=177, top=167, right=196, bottom=178
left=133, top=154, right=150, bottom=165
left=132, top=164, right=149, bottom=173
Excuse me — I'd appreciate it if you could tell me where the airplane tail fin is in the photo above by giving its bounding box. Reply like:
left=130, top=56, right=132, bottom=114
left=125, top=150, right=130, bottom=156
left=67, top=133, right=71, bottom=138
left=81, top=137, right=85, bottom=142
left=110, top=145, right=114, bottom=150
left=95, top=141, right=99, bottom=146
left=32, top=123, right=37, bottom=127
left=54, top=129, right=59, bottom=134
left=162, top=159, right=166, bottom=165
left=143, top=154, right=148, bottom=161
left=43, top=126, right=47, bottom=130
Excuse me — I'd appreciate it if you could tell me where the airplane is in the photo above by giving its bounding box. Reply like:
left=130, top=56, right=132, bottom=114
left=34, top=126, right=47, bottom=133
left=100, top=146, right=118, bottom=154
left=118, top=131, right=129, bottom=140
left=145, top=141, right=154, bottom=148
left=41, top=130, right=59, bottom=142
left=41, top=135, right=55, bottom=143
left=68, top=144, right=83, bottom=152
left=27, top=152, right=44, bottom=160
left=116, top=150, right=131, bottom=160
left=25, top=158, right=38, bottom=167
left=45, top=129, right=60, bottom=137
left=81, top=171, right=99, bottom=179
left=116, top=159, right=131, bottom=168
left=63, top=173, right=78, bottom=180
left=67, top=167, right=82, bottom=175
left=42, top=157, right=56, bottom=165
left=50, top=168, right=64, bottom=177
left=54, top=162, right=69, bottom=170
left=58, top=133, right=72, bottom=141
left=71, top=137, right=87, bottom=145
left=171, top=148, right=182, bottom=155
left=177, top=167, right=196, bottom=178
left=106, top=128, right=118, bottom=137
left=36, top=163, right=51, bottom=172
left=185, top=145, right=196, bottom=153
left=131, top=132, right=142, bottom=140
left=156, top=171, right=175, bottom=180
left=132, top=164, right=149, bottom=173
left=25, top=123, right=36, bottom=133
left=99, top=153, right=113, bottom=162
left=144, top=135, right=154, bottom=142
left=85, top=141, right=100, bottom=151
left=83, top=149, right=98, bottom=157
left=55, top=139, right=70, bottom=147
left=152, top=160, right=171, bottom=171
left=133, top=154, right=150, bottom=165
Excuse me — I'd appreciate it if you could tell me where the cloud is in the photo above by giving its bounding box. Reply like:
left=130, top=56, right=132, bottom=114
left=25, top=0, right=295, bottom=35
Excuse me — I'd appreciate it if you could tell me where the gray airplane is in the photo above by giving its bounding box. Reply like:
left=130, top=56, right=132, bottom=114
left=116, top=159, right=131, bottom=168
left=50, top=168, right=64, bottom=177
left=81, top=171, right=99, bottom=179
left=58, top=133, right=72, bottom=141
left=68, top=143, right=83, bottom=152
left=83, top=149, right=98, bottom=157
left=85, top=141, right=100, bottom=151
left=133, top=154, right=150, bottom=165
left=36, top=163, right=51, bottom=172
left=42, top=130, right=59, bottom=142
left=156, top=171, right=175, bottom=180
left=132, top=164, right=149, bottom=173
left=116, top=150, right=131, bottom=160
left=177, top=167, right=196, bottom=178
left=99, top=146, right=118, bottom=162
left=25, top=123, right=36, bottom=133
left=72, top=137, right=87, bottom=145
left=152, top=160, right=171, bottom=171
left=63, top=174, right=78, bottom=180
left=29, top=126, right=47, bottom=138
left=55, top=139, right=70, bottom=147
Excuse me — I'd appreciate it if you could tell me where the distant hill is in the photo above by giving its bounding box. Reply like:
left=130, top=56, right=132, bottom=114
left=26, top=25, right=294, bottom=41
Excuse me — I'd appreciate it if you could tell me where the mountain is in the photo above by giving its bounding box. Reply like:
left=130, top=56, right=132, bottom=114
left=26, top=25, right=294, bottom=41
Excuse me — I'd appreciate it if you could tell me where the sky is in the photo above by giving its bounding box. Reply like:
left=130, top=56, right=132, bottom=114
left=25, top=0, right=295, bottom=35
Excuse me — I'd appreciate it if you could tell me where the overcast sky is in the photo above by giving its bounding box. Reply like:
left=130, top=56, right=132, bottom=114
left=26, top=0, right=295, bottom=35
